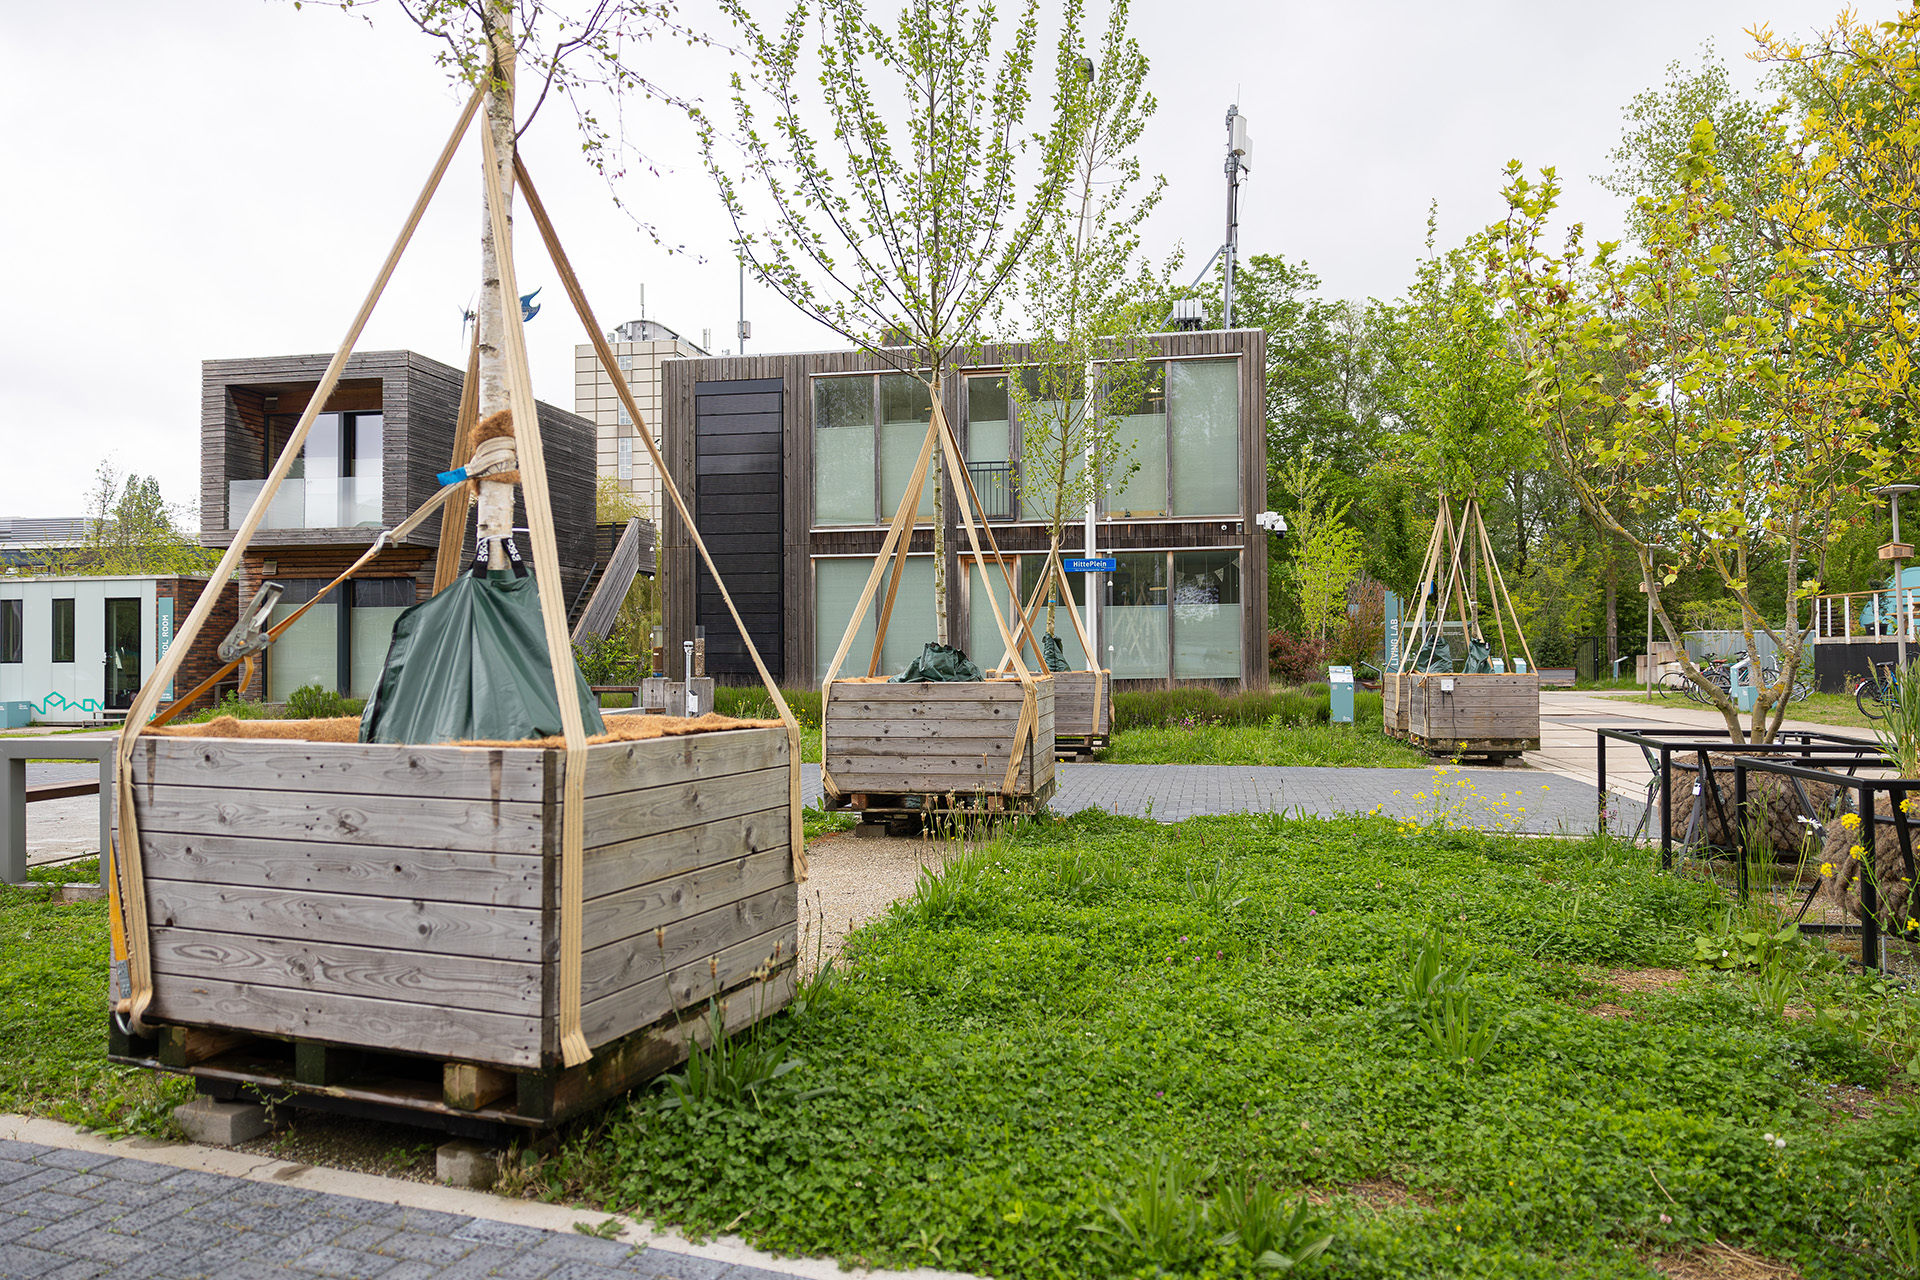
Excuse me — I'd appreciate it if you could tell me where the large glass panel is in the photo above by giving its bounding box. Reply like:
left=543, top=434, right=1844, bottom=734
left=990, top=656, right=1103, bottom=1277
left=879, top=375, right=935, bottom=523
left=1172, top=549, right=1242, bottom=678
left=229, top=478, right=306, bottom=530
left=51, top=598, right=74, bottom=663
left=967, top=557, right=1020, bottom=672
left=967, top=376, right=1015, bottom=520
left=348, top=578, right=414, bottom=699
left=303, top=413, right=344, bottom=527
left=1106, top=552, right=1168, bottom=678
left=104, top=598, right=141, bottom=709
left=813, top=377, right=875, bottom=525
left=347, top=413, right=384, bottom=526
left=1169, top=359, right=1239, bottom=516
left=1017, top=558, right=1089, bottom=670
left=267, top=583, right=339, bottom=701
left=815, top=558, right=876, bottom=682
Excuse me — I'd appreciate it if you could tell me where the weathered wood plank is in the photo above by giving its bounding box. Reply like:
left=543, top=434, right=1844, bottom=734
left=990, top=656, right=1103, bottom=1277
left=829, top=766, right=1039, bottom=793
left=295, top=1040, right=363, bottom=1086
left=581, top=926, right=797, bottom=1048
left=135, top=737, right=546, bottom=801
left=827, top=702, right=1026, bottom=722
left=133, top=784, right=546, bottom=854
left=830, top=737, right=1035, bottom=758
left=147, top=975, right=544, bottom=1068
left=581, top=848, right=792, bottom=952
left=140, top=833, right=544, bottom=908
left=584, top=806, right=788, bottom=901
left=584, top=765, right=787, bottom=842
left=144, top=882, right=544, bottom=961
left=158, top=1026, right=253, bottom=1068
left=582, top=883, right=796, bottom=1004
left=150, top=926, right=543, bottom=1013
left=444, top=1063, right=513, bottom=1111
left=827, top=681, right=1039, bottom=704
left=582, top=727, right=785, bottom=799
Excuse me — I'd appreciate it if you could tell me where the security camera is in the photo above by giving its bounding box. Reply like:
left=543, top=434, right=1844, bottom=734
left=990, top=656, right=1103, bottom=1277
left=1255, top=510, right=1287, bottom=533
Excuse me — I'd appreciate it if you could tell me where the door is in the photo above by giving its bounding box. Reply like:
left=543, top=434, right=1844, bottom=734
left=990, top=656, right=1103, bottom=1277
left=104, top=598, right=141, bottom=711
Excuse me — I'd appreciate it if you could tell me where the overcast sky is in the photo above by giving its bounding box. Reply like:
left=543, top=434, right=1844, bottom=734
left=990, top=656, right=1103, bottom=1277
left=0, top=0, right=1866, bottom=519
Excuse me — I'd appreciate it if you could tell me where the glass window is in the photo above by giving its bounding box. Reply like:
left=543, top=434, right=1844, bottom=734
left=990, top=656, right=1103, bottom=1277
left=967, top=377, right=1010, bottom=463
left=1017, top=557, right=1089, bottom=670
left=967, top=557, right=1020, bottom=672
left=1108, top=366, right=1167, bottom=518
left=878, top=375, right=935, bottom=524
left=348, top=578, right=415, bottom=700
left=1106, top=553, right=1168, bottom=678
left=51, top=598, right=74, bottom=663
left=618, top=436, right=633, bottom=481
left=1172, top=550, right=1242, bottom=678
left=267, top=580, right=339, bottom=702
left=1169, top=360, right=1239, bottom=516
left=814, top=555, right=936, bottom=680
left=0, top=599, right=20, bottom=663
left=105, top=598, right=141, bottom=710
left=346, top=413, right=383, bottom=527
left=813, top=377, right=875, bottom=526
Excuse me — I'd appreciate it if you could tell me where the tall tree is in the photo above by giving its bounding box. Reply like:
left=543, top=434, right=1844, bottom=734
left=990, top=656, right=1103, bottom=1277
left=1003, top=0, right=1164, bottom=640
left=699, top=0, right=1074, bottom=645
left=72, top=462, right=214, bottom=577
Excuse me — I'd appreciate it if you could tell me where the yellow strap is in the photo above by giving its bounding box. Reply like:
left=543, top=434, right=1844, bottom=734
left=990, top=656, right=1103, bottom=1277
left=481, top=123, right=593, bottom=1070
left=514, top=156, right=809, bottom=885
left=433, top=333, right=482, bottom=596
left=111, top=87, right=483, bottom=1036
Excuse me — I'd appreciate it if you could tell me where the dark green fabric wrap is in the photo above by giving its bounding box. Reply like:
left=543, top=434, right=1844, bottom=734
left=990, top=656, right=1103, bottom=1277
left=360, top=572, right=607, bottom=745
left=1412, top=631, right=1453, bottom=673
left=888, top=642, right=984, bottom=683
left=1039, top=633, right=1070, bottom=673
left=1464, top=637, right=1493, bottom=674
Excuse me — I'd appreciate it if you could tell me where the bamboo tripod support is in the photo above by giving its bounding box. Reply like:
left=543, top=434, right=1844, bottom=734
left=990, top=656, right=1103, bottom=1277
left=817, top=395, right=1042, bottom=801
left=993, top=539, right=1105, bottom=740
left=1392, top=495, right=1535, bottom=676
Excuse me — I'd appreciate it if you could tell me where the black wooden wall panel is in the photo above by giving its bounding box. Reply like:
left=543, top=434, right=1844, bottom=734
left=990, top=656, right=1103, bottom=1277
left=693, top=378, right=783, bottom=676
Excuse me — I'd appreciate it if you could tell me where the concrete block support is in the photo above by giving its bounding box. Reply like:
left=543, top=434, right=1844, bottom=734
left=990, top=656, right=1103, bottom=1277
left=436, top=1139, right=500, bottom=1190
left=172, top=1097, right=271, bottom=1146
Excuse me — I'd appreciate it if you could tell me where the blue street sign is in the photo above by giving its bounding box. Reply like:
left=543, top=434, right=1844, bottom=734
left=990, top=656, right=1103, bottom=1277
left=1062, top=557, right=1118, bottom=573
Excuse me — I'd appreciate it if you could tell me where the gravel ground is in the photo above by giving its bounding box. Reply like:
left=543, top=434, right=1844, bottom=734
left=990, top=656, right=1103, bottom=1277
left=797, top=831, right=950, bottom=970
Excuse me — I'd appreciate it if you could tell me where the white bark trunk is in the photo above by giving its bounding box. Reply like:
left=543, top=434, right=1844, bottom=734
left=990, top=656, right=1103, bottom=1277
left=931, top=372, right=948, bottom=646
left=475, top=16, right=516, bottom=559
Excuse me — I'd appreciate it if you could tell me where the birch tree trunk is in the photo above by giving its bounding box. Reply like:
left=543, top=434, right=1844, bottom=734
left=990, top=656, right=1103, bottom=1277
left=931, top=371, right=948, bottom=646
left=474, top=12, right=517, bottom=561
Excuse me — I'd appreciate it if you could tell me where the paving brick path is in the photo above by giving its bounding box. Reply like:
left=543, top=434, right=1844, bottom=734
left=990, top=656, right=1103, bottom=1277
left=800, top=763, right=1638, bottom=835
left=0, top=1139, right=803, bottom=1280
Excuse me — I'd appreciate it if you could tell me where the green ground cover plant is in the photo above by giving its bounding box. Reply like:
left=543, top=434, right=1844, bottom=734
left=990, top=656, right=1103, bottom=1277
left=508, top=813, right=1918, bottom=1279
left=0, top=861, right=189, bottom=1136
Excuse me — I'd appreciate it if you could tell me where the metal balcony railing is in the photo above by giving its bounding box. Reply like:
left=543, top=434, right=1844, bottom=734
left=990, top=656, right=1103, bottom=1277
left=967, top=462, right=1016, bottom=521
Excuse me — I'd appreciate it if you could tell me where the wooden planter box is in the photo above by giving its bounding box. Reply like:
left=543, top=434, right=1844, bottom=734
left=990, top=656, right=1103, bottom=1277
left=1383, top=673, right=1409, bottom=739
left=823, top=677, right=1056, bottom=813
left=1051, top=669, right=1111, bottom=755
left=111, top=723, right=796, bottom=1130
left=1404, top=671, right=1540, bottom=759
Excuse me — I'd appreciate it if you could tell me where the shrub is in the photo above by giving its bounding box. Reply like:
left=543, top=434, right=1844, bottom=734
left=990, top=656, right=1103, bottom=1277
left=285, top=685, right=364, bottom=721
left=574, top=632, right=641, bottom=686
left=1112, top=686, right=1331, bottom=732
left=1267, top=629, right=1328, bottom=684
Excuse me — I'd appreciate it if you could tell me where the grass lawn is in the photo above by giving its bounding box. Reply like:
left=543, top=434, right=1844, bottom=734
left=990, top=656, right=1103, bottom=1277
left=1593, top=688, right=1883, bottom=736
left=498, top=813, right=1920, bottom=1279
left=1102, top=720, right=1428, bottom=767
left=0, top=860, right=191, bottom=1136
left=5, top=820, right=1919, bottom=1275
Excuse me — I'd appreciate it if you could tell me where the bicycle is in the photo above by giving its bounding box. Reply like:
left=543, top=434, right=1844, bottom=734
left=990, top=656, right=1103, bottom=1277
left=1853, top=663, right=1898, bottom=720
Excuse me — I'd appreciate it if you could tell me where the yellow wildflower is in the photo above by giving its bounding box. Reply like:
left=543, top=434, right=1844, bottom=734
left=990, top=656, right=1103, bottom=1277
left=1842, top=812, right=1861, bottom=831
left=1850, top=845, right=1866, bottom=862
left=1820, top=862, right=1835, bottom=877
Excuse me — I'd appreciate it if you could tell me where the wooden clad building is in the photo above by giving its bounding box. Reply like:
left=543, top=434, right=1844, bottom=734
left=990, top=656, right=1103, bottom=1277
left=199, top=351, right=596, bottom=702
left=658, top=331, right=1270, bottom=691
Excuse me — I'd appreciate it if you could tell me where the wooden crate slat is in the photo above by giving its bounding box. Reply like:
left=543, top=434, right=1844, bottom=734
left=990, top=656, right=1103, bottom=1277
left=581, top=847, right=792, bottom=951
left=826, top=702, right=1024, bottom=722
left=582, top=727, right=786, bottom=799
left=134, top=784, right=545, bottom=854
left=146, top=975, right=544, bottom=1069
left=141, top=834, right=545, bottom=909
left=826, top=681, right=1039, bottom=703
left=581, top=883, right=796, bottom=1004
left=136, top=736, right=547, bottom=801
left=584, top=805, right=789, bottom=902
left=829, top=736, right=1039, bottom=759
left=582, top=925, right=797, bottom=1048
left=150, top=926, right=541, bottom=1014
left=144, top=881, right=544, bottom=961
left=583, top=764, right=788, bottom=839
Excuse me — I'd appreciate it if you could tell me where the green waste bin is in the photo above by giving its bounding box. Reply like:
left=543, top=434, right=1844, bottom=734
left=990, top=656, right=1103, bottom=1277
left=1328, top=666, right=1354, bottom=724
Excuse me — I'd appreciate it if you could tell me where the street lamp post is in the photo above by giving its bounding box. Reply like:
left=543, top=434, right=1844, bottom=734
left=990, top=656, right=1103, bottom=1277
left=1871, top=484, right=1920, bottom=674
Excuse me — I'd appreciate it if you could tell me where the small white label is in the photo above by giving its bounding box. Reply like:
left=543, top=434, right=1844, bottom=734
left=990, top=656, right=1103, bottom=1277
left=1440, top=677, right=1456, bottom=693
left=1692, top=783, right=1702, bottom=796
left=687, top=694, right=700, bottom=716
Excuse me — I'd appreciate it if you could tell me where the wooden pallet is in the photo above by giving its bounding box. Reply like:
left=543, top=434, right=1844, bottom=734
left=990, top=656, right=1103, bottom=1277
left=115, top=724, right=798, bottom=1125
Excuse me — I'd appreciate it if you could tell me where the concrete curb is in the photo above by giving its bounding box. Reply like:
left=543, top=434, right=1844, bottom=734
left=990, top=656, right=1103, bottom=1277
left=0, top=1113, right=977, bottom=1280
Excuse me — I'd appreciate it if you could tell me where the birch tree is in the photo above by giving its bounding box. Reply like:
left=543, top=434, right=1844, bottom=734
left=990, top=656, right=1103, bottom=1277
left=698, top=0, right=1075, bottom=644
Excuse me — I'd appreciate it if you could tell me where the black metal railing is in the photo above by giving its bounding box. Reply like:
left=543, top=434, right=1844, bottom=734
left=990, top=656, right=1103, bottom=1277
left=967, top=462, right=1016, bottom=520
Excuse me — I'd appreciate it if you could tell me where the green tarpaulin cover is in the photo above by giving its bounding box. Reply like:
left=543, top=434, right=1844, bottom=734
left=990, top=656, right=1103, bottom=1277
left=1464, top=637, right=1493, bottom=674
left=888, top=642, right=984, bottom=683
left=1039, top=633, right=1070, bottom=672
left=1411, top=631, right=1452, bottom=673
left=360, top=572, right=606, bottom=745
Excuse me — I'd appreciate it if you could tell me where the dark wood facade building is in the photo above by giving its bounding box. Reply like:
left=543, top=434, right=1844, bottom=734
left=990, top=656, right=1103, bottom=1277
left=201, top=350, right=596, bottom=701
left=659, top=330, right=1269, bottom=691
